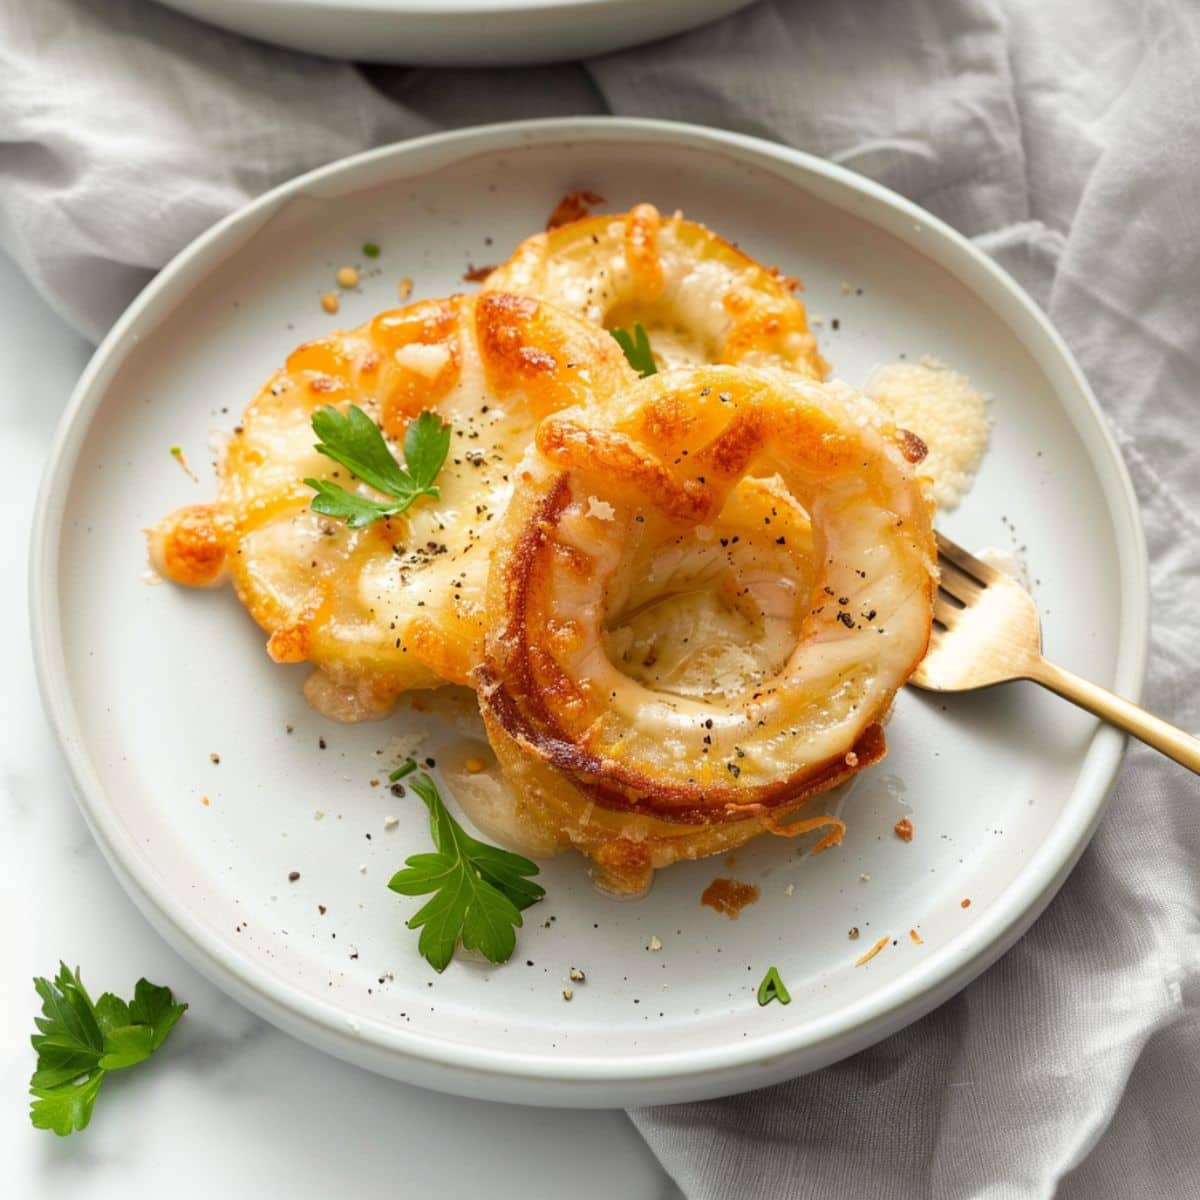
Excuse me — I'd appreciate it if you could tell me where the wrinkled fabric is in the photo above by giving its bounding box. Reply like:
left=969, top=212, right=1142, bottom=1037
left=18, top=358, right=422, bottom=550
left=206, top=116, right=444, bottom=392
left=2, top=0, right=1198, bottom=1195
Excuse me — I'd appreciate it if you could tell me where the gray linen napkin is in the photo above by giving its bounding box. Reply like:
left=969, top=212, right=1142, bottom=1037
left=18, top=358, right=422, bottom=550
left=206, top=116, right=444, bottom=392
left=3, top=1, right=1197, bottom=1195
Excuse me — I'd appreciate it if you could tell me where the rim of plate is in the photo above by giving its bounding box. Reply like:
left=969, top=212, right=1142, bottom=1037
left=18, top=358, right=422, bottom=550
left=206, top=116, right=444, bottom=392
left=30, top=117, right=1148, bottom=1096
left=183, top=0, right=660, bottom=10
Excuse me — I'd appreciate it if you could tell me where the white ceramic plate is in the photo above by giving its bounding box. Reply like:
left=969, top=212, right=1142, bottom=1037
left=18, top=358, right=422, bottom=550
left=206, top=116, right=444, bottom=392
left=31, top=119, right=1146, bottom=1107
left=152, top=0, right=756, bottom=65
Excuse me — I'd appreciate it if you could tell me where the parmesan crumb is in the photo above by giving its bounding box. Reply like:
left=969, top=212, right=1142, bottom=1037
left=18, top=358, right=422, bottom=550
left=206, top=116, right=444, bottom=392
left=586, top=496, right=616, bottom=521
left=866, top=358, right=990, bottom=509
left=647, top=936, right=663, bottom=952
left=784, top=883, right=796, bottom=896
left=383, top=815, right=400, bottom=830
left=358, top=864, right=367, bottom=874
left=562, top=988, right=574, bottom=1002
left=568, top=967, right=586, bottom=982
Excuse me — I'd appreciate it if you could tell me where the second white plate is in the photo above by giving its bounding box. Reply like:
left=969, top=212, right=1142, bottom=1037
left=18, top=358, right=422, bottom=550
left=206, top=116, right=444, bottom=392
left=152, top=0, right=757, bottom=65
left=31, top=118, right=1145, bottom=1106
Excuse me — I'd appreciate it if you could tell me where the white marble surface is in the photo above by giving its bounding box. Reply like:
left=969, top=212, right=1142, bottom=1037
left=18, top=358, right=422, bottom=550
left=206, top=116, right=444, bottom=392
left=0, top=250, right=679, bottom=1199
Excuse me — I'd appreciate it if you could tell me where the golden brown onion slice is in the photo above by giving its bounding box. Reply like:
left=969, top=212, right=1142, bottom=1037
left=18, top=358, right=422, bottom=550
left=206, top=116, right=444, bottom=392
left=148, top=293, right=636, bottom=720
left=478, top=365, right=936, bottom=894
left=482, top=204, right=828, bottom=378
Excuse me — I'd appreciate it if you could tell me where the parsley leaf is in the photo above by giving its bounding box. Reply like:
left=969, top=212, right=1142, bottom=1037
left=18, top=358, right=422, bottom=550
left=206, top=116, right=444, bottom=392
left=30, top=1073, right=105, bottom=1137
left=611, top=323, right=658, bottom=376
left=388, top=772, right=544, bottom=972
left=402, top=411, right=453, bottom=489
left=306, top=479, right=412, bottom=529
left=304, top=405, right=450, bottom=529
left=29, top=964, right=187, bottom=1136
left=756, top=965, right=792, bottom=1007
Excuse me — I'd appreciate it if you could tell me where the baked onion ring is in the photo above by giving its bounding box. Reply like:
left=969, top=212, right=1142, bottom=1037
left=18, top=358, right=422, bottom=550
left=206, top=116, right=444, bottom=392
left=148, top=293, right=636, bottom=721
left=483, top=203, right=828, bottom=379
left=478, top=365, right=936, bottom=894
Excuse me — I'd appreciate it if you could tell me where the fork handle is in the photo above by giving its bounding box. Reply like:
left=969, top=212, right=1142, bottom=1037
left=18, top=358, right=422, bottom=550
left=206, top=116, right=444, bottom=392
left=1029, top=658, right=1200, bottom=774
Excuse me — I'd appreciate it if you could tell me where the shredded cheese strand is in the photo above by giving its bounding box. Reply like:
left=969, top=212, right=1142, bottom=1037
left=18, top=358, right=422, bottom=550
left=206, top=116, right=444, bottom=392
left=854, top=935, right=890, bottom=967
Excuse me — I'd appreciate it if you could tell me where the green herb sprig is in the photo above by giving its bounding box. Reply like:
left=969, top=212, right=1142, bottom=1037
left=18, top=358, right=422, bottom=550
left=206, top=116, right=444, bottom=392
left=388, top=770, right=544, bottom=972
left=304, top=405, right=450, bottom=529
left=29, top=965, right=187, bottom=1136
left=611, top=323, right=658, bottom=377
left=757, top=965, right=791, bottom=1007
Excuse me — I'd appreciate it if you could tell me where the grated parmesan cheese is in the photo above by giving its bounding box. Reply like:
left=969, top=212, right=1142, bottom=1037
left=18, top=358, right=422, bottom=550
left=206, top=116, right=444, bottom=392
left=866, top=358, right=990, bottom=510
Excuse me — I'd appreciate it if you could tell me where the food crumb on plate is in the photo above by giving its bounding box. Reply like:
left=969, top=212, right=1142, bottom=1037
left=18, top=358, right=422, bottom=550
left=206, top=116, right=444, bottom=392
left=961, top=897, right=972, bottom=908
left=568, top=967, right=586, bottom=983
left=562, top=988, right=574, bottom=1002
left=288, top=871, right=300, bottom=882
left=855, top=935, right=890, bottom=966
left=894, top=816, right=913, bottom=842
left=383, top=815, right=399, bottom=830
left=701, top=877, right=760, bottom=919
left=646, top=935, right=663, bottom=952
left=320, top=291, right=339, bottom=314
left=546, top=188, right=604, bottom=230
left=397, top=276, right=413, bottom=300
left=336, top=265, right=360, bottom=289
left=784, top=883, right=795, bottom=896
left=909, top=928, right=924, bottom=944
left=848, top=926, right=860, bottom=940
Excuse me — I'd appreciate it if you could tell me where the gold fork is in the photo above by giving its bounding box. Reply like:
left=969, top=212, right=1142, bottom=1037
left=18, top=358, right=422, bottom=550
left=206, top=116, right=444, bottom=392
left=911, top=532, right=1200, bottom=774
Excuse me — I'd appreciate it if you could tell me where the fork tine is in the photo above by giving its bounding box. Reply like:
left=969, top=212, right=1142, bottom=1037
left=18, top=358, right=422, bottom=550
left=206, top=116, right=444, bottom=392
left=934, top=530, right=1003, bottom=587
left=932, top=594, right=965, bottom=629
left=936, top=557, right=985, bottom=603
